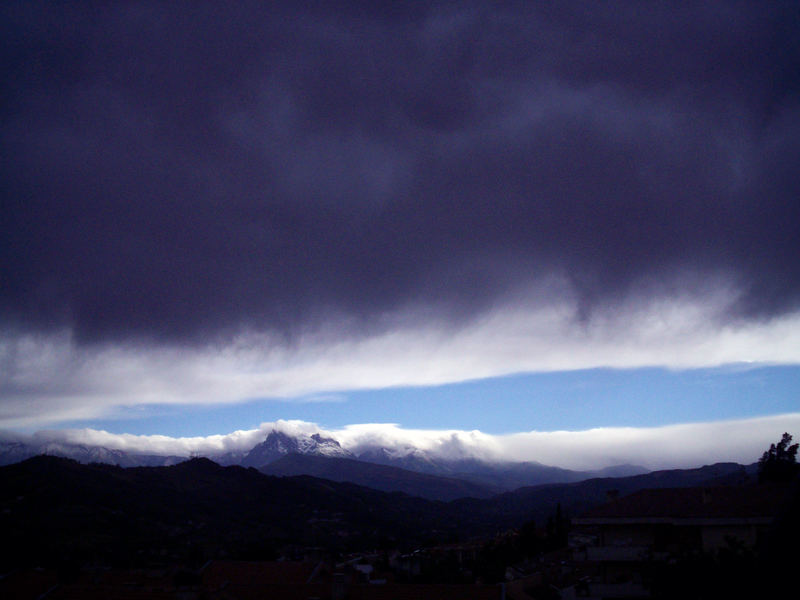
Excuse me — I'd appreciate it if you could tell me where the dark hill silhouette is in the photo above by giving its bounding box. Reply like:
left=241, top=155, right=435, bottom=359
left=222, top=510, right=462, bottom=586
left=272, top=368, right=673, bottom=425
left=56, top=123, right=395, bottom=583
left=0, top=456, right=456, bottom=570
left=0, top=456, right=760, bottom=571
left=355, top=447, right=649, bottom=490
left=260, top=453, right=501, bottom=500
left=452, top=462, right=756, bottom=527
left=448, top=460, right=650, bottom=490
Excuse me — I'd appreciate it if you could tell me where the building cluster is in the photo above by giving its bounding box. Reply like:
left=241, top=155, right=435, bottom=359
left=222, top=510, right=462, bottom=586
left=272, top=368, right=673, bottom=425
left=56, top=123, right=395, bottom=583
left=0, top=556, right=505, bottom=600
left=502, top=483, right=795, bottom=599
left=2, top=482, right=794, bottom=599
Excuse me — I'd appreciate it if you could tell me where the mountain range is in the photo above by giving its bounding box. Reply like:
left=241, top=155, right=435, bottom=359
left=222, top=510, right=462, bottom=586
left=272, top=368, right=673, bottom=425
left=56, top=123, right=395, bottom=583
left=0, top=440, right=186, bottom=468
left=260, top=453, right=501, bottom=501
left=0, top=428, right=648, bottom=499
left=0, top=455, right=763, bottom=572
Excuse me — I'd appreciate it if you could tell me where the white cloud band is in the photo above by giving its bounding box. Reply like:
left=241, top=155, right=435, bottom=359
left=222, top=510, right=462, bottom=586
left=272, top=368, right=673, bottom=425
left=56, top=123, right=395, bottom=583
left=2, top=291, right=800, bottom=428
left=5, top=414, right=799, bottom=471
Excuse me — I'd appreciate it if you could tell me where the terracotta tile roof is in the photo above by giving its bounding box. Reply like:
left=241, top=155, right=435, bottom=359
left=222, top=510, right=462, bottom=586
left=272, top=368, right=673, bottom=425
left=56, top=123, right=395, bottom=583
left=345, top=583, right=504, bottom=599
left=1, top=564, right=504, bottom=600
left=208, top=582, right=330, bottom=599
left=46, top=584, right=180, bottom=600
left=0, top=568, right=59, bottom=600
left=201, top=560, right=321, bottom=587
left=199, top=582, right=503, bottom=600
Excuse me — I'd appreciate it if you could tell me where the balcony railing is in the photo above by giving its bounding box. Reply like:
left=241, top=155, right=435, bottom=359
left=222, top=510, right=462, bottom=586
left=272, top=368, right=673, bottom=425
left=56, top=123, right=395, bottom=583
left=587, top=581, right=649, bottom=598
left=585, top=546, right=650, bottom=561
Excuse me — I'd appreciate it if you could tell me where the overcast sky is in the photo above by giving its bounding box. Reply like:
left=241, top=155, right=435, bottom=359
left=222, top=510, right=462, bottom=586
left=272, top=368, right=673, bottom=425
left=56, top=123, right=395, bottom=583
left=1, top=2, right=799, bottom=465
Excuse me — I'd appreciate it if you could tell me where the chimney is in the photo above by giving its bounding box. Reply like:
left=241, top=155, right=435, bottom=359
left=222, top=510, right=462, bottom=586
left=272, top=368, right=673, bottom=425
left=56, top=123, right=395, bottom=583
left=331, top=573, right=347, bottom=600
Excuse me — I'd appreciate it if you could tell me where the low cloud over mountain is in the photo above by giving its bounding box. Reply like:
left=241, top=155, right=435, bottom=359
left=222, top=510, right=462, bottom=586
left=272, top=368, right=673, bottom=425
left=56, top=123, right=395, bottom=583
left=3, top=414, right=798, bottom=471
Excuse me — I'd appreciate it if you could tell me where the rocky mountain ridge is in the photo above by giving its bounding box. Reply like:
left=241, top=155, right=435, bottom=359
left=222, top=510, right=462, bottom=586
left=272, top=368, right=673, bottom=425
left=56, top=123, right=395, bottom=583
left=0, top=429, right=648, bottom=492
left=240, top=430, right=354, bottom=467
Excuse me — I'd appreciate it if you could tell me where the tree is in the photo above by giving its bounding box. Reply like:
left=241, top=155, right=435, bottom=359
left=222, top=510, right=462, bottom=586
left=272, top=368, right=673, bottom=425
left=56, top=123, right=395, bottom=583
left=758, top=432, right=799, bottom=482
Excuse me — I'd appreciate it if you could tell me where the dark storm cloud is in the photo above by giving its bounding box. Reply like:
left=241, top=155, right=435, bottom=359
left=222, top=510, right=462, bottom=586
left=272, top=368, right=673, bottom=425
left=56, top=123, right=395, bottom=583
left=2, top=1, right=799, bottom=345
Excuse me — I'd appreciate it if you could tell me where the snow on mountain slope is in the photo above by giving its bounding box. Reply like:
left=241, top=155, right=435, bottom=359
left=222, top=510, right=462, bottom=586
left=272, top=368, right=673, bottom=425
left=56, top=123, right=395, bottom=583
left=240, top=430, right=354, bottom=468
left=0, top=440, right=184, bottom=467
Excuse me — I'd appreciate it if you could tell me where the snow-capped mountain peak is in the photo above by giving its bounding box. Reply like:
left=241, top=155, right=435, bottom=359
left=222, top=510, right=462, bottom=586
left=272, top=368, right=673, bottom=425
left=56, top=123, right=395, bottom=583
left=240, top=430, right=354, bottom=468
